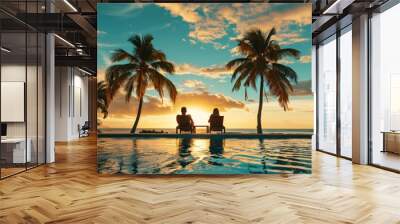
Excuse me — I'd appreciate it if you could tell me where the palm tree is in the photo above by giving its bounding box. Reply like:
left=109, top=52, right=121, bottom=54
left=226, top=28, right=300, bottom=134
left=97, top=81, right=109, bottom=119
left=106, top=34, right=177, bottom=133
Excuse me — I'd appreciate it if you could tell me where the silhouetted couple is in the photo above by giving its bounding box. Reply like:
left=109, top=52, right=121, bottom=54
left=176, top=107, right=222, bottom=133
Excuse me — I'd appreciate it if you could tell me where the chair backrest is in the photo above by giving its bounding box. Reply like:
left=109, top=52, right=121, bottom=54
left=82, top=121, right=90, bottom=129
left=210, top=116, right=224, bottom=131
left=177, top=115, right=192, bottom=131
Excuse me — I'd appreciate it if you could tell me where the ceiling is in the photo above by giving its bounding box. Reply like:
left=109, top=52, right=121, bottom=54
left=1, top=0, right=390, bottom=72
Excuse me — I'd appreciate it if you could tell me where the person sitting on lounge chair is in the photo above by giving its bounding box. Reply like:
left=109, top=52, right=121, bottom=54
left=176, top=107, right=195, bottom=133
left=208, top=108, right=226, bottom=133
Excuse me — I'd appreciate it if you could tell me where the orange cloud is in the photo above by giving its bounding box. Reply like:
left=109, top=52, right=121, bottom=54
left=156, top=3, right=201, bottom=23
left=107, top=95, right=173, bottom=118
left=103, top=90, right=246, bottom=120
left=299, top=55, right=311, bottom=63
left=188, top=18, right=227, bottom=43
left=278, top=55, right=311, bottom=65
left=175, top=91, right=246, bottom=112
left=174, top=63, right=231, bottom=78
left=274, top=32, right=309, bottom=46
left=182, top=80, right=207, bottom=90
left=232, top=4, right=311, bottom=36
left=155, top=3, right=311, bottom=47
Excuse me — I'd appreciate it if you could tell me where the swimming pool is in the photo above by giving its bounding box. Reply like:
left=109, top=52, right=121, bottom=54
left=97, top=137, right=312, bottom=175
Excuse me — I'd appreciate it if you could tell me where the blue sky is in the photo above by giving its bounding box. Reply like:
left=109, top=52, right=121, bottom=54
left=97, top=3, right=313, bottom=129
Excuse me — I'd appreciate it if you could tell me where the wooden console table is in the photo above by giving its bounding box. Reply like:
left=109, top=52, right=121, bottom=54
left=382, top=131, right=400, bottom=154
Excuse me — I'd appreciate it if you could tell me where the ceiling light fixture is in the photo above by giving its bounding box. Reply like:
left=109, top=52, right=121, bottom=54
left=54, top=34, right=75, bottom=48
left=322, top=0, right=341, bottom=15
left=63, top=0, right=78, bottom=12
left=1, top=47, right=11, bottom=53
left=322, top=0, right=355, bottom=15
left=78, top=67, right=93, bottom=76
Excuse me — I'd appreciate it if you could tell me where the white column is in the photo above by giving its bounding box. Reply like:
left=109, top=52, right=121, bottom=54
left=352, top=14, right=369, bottom=164
left=45, top=0, right=56, bottom=163
left=312, top=45, right=317, bottom=151
left=46, top=33, right=55, bottom=163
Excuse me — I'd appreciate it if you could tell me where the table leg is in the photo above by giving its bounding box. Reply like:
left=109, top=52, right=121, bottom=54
left=382, top=133, right=386, bottom=152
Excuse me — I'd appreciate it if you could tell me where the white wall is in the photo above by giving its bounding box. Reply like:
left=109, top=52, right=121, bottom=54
left=54, top=67, right=89, bottom=141
left=1, top=65, right=26, bottom=139
left=1, top=63, right=46, bottom=164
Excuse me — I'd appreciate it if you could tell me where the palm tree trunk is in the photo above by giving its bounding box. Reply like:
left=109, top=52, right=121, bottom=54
left=131, top=97, right=144, bottom=133
left=257, top=76, right=264, bottom=134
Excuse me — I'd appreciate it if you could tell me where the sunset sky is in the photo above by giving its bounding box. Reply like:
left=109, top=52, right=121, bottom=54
left=97, top=3, right=313, bottom=130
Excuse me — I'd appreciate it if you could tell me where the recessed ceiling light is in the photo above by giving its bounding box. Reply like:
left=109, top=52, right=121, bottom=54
left=322, top=0, right=354, bottom=15
left=63, top=0, right=78, bottom=12
left=78, top=67, right=92, bottom=76
left=1, top=47, right=11, bottom=53
left=54, top=34, right=75, bottom=48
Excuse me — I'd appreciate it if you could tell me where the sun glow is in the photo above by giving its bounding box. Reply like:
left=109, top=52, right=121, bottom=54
left=186, top=108, right=210, bottom=125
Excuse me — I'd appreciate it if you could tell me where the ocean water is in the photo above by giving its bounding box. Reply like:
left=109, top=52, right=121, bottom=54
left=97, top=137, right=312, bottom=175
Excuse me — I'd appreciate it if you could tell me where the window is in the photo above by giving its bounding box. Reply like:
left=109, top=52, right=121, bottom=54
left=370, top=3, right=400, bottom=171
left=0, top=1, right=46, bottom=179
left=317, top=35, right=337, bottom=154
left=339, top=27, right=352, bottom=158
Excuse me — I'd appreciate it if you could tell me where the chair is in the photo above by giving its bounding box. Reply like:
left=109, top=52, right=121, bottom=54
left=176, top=115, right=194, bottom=133
left=209, top=116, right=226, bottom=133
left=79, top=121, right=90, bottom=138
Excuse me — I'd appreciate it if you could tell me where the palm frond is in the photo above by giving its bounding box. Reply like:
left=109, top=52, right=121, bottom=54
left=230, top=60, right=252, bottom=83
left=148, top=68, right=177, bottom=102
left=151, top=61, right=175, bottom=73
left=135, top=73, right=148, bottom=99
left=111, top=49, right=136, bottom=62
left=272, top=63, right=298, bottom=83
left=105, top=65, right=134, bottom=98
left=232, top=67, right=252, bottom=92
left=128, top=35, right=142, bottom=49
left=143, top=34, right=154, bottom=46
left=265, top=27, right=276, bottom=48
left=226, top=57, right=248, bottom=70
left=151, top=49, right=167, bottom=61
left=106, top=64, right=138, bottom=77
left=265, top=68, right=294, bottom=111
left=124, top=74, right=138, bottom=102
left=237, top=40, right=256, bottom=57
left=97, top=81, right=110, bottom=118
left=244, top=29, right=267, bottom=56
left=277, top=48, right=301, bottom=60
left=244, top=68, right=258, bottom=91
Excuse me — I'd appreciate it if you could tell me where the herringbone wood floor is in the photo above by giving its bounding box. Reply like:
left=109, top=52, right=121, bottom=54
left=1, top=136, right=400, bottom=224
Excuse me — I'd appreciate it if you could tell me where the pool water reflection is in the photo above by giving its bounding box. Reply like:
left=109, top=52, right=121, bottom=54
left=97, top=137, right=311, bottom=174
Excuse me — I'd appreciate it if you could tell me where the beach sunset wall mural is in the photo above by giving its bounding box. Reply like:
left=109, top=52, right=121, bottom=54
left=97, top=3, right=313, bottom=175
